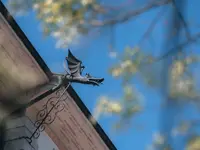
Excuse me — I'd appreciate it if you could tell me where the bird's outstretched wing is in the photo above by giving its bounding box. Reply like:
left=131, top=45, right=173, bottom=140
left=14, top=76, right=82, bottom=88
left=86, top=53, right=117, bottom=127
left=66, top=49, right=82, bottom=77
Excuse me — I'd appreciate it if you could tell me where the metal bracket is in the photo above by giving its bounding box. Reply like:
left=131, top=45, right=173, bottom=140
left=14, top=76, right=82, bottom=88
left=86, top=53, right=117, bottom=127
left=25, top=83, right=70, bottom=144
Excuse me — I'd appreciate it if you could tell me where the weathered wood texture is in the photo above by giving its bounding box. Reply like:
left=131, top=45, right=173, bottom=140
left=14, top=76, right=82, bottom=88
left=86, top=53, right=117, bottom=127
left=27, top=87, right=110, bottom=150
left=0, top=14, right=49, bottom=118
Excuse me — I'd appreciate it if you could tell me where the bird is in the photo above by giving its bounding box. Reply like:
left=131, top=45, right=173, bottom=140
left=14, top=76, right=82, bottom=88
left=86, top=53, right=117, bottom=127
left=53, top=49, right=104, bottom=87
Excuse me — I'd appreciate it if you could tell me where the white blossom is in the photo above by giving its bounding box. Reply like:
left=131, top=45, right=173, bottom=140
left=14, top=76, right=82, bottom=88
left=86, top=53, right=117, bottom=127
left=153, top=132, right=165, bottom=145
left=81, top=0, right=93, bottom=6
left=55, top=27, right=79, bottom=48
left=51, top=31, right=62, bottom=38
left=120, top=60, right=132, bottom=68
left=109, top=51, right=117, bottom=58
left=33, top=4, right=39, bottom=10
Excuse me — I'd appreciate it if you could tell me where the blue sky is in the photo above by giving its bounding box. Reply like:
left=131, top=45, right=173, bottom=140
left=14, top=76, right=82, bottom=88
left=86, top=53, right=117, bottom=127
left=3, top=0, right=200, bottom=149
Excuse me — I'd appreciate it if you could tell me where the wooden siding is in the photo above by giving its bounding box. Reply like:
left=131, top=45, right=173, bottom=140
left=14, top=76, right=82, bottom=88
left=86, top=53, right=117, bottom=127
left=27, top=87, right=110, bottom=150
left=0, top=14, right=49, bottom=118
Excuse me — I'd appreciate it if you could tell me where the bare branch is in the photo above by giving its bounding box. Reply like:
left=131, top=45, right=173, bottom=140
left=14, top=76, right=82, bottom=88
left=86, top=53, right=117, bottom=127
left=90, top=0, right=171, bottom=26
left=102, top=0, right=136, bottom=11
left=158, top=32, right=200, bottom=60
left=171, top=0, right=191, bottom=40
left=138, top=7, right=167, bottom=46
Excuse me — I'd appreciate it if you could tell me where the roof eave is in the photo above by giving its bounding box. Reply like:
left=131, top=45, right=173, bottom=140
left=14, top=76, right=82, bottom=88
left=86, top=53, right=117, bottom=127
left=0, top=2, right=117, bottom=150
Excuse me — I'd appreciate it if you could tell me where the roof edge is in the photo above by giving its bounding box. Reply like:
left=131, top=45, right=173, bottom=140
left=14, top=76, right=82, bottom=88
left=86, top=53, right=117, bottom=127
left=67, top=85, right=117, bottom=150
left=0, top=2, right=117, bottom=150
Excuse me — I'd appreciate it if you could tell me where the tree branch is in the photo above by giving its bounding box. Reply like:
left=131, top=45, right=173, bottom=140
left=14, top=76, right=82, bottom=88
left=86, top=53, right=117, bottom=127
left=158, top=32, right=200, bottom=61
left=102, top=0, right=136, bottom=11
left=171, top=0, right=191, bottom=40
left=138, top=7, right=167, bottom=46
left=90, top=0, right=171, bottom=26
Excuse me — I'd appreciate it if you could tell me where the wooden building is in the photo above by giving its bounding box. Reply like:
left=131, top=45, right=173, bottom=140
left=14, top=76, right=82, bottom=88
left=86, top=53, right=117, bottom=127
left=0, top=2, right=116, bottom=150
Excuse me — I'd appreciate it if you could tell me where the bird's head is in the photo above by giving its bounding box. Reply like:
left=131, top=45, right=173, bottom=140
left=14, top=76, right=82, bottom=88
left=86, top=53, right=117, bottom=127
left=85, top=73, right=104, bottom=86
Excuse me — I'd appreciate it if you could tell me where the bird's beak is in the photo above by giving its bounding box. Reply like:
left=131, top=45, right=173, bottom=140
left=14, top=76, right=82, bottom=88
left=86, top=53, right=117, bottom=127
left=87, top=77, right=104, bottom=86
left=89, top=78, right=104, bottom=83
